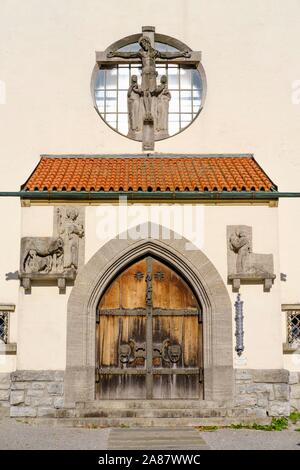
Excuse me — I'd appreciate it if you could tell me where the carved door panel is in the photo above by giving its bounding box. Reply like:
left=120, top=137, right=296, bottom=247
left=96, top=257, right=203, bottom=399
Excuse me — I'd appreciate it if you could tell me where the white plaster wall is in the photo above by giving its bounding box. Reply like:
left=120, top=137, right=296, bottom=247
left=0, top=0, right=299, bottom=371
left=16, top=286, right=70, bottom=370
left=21, top=206, right=54, bottom=237
left=283, top=355, right=300, bottom=372
left=0, top=199, right=20, bottom=306
left=0, top=355, right=16, bottom=374
left=278, top=200, right=300, bottom=304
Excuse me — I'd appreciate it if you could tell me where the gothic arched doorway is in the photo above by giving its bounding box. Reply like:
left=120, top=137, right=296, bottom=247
left=96, top=256, right=203, bottom=399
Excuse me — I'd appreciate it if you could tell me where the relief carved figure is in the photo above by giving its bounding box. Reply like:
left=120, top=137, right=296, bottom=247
left=119, top=339, right=146, bottom=365
left=229, top=229, right=251, bottom=273
left=154, top=75, right=171, bottom=135
left=161, top=339, right=182, bottom=364
left=20, top=207, right=85, bottom=292
left=22, top=238, right=64, bottom=274
left=21, top=206, right=84, bottom=278
left=57, top=207, right=84, bottom=270
left=127, top=75, right=143, bottom=137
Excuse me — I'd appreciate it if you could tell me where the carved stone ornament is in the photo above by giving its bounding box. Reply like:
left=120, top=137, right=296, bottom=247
left=227, top=225, right=275, bottom=292
left=102, top=26, right=197, bottom=151
left=20, top=206, right=85, bottom=293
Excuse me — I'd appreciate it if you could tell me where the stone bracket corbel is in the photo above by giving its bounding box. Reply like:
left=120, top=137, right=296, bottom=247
left=228, top=274, right=276, bottom=293
left=20, top=271, right=76, bottom=294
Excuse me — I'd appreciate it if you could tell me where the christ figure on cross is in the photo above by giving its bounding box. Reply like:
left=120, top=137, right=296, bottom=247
left=107, top=36, right=191, bottom=121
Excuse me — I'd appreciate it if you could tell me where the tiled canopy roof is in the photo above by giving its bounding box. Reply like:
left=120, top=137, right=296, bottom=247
left=22, top=155, right=277, bottom=193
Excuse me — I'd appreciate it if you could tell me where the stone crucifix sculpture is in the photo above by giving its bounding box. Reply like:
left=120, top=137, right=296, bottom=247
left=107, top=34, right=191, bottom=150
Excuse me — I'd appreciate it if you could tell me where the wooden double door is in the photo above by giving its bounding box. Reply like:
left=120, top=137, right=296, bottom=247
left=96, top=256, right=203, bottom=399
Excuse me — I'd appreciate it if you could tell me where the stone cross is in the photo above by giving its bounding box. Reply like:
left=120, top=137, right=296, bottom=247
left=96, top=26, right=201, bottom=151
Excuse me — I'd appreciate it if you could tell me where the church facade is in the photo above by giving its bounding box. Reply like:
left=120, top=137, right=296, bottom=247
left=0, top=1, right=299, bottom=424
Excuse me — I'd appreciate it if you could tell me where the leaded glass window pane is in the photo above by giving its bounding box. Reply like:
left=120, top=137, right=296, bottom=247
left=287, top=310, right=300, bottom=347
left=155, top=42, right=180, bottom=52
left=180, top=67, right=192, bottom=89
left=105, top=91, right=117, bottom=113
left=118, top=90, right=128, bottom=113
left=118, top=67, right=130, bottom=89
left=0, top=313, right=8, bottom=344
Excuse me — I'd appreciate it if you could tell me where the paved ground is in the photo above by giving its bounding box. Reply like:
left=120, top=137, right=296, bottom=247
left=202, top=428, right=300, bottom=450
left=0, top=418, right=109, bottom=450
left=0, top=418, right=300, bottom=450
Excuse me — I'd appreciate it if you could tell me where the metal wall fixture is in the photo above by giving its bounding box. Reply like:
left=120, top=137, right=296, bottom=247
left=234, top=293, right=244, bottom=356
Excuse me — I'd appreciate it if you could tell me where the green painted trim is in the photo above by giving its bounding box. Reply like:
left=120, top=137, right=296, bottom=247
left=0, top=191, right=300, bottom=200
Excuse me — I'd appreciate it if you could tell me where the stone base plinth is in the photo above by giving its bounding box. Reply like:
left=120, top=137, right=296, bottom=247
left=2, top=368, right=299, bottom=419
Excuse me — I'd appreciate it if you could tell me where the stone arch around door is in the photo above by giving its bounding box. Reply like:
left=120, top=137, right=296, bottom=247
left=64, top=223, right=233, bottom=405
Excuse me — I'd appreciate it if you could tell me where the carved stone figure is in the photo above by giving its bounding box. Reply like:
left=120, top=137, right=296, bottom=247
left=229, top=229, right=251, bottom=273
left=227, top=225, right=275, bottom=291
left=57, top=207, right=84, bottom=270
left=154, top=75, right=171, bottom=136
left=127, top=75, right=143, bottom=138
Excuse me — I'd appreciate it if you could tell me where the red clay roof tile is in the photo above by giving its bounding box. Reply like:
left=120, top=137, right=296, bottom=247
left=22, top=155, right=277, bottom=193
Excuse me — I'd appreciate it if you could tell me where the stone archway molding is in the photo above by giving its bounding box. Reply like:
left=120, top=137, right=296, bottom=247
left=65, top=222, right=233, bottom=404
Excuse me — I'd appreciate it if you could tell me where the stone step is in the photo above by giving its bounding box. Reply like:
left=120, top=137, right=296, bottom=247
left=107, top=426, right=210, bottom=449
left=22, top=415, right=270, bottom=427
left=75, top=408, right=228, bottom=418
left=77, top=399, right=232, bottom=410
left=109, top=445, right=210, bottom=450
left=110, top=433, right=203, bottom=440
left=109, top=438, right=207, bottom=446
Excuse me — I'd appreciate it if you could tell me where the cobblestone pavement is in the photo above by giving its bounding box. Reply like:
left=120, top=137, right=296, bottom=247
left=0, top=418, right=300, bottom=450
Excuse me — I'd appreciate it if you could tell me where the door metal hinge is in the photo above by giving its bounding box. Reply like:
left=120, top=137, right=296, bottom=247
left=199, top=368, right=204, bottom=383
